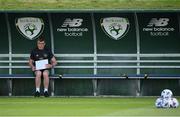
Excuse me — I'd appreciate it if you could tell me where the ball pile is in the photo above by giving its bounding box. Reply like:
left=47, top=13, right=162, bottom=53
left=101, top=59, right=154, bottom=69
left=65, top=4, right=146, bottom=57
left=155, top=89, right=179, bottom=108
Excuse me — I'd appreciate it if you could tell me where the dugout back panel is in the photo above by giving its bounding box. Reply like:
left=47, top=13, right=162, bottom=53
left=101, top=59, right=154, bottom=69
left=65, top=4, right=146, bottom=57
left=0, top=11, right=180, bottom=96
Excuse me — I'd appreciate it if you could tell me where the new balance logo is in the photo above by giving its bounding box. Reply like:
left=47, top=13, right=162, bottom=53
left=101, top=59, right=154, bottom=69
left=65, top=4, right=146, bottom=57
left=61, top=18, right=83, bottom=27
left=147, top=18, right=169, bottom=27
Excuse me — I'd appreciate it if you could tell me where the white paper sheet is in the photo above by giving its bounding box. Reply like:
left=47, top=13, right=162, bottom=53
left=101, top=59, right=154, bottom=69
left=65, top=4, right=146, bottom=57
left=35, top=59, right=48, bottom=70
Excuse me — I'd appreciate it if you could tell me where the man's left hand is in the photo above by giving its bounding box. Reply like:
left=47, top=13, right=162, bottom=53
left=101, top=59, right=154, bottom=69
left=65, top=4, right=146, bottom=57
left=46, top=64, right=53, bottom=69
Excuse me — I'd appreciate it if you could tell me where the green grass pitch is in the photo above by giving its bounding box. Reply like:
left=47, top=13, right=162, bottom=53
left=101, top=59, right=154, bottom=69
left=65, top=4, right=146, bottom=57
left=0, top=97, right=180, bottom=116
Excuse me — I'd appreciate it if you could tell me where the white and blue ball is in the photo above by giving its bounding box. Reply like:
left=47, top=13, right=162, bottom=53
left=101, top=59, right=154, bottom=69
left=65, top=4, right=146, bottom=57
left=161, top=98, right=172, bottom=108
left=170, top=98, right=179, bottom=108
left=161, top=89, right=173, bottom=99
left=155, top=97, right=163, bottom=108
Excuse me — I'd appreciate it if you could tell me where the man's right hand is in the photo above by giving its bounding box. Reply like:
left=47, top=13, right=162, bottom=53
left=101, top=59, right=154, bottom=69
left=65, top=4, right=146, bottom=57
left=31, top=66, right=36, bottom=71
left=29, top=59, right=36, bottom=71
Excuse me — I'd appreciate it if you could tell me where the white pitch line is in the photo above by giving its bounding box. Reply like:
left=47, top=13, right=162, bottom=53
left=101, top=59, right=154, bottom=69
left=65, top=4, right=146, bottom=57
left=0, top=115, right=180, bottom=117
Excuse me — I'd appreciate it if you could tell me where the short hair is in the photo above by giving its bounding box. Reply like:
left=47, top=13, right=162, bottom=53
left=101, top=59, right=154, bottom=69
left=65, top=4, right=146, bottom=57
left=37, top=36, right=45, bottom=42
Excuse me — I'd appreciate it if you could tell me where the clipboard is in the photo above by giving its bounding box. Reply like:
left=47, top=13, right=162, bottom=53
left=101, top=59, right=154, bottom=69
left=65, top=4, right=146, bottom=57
left=35, top=59, right=48, bottom=70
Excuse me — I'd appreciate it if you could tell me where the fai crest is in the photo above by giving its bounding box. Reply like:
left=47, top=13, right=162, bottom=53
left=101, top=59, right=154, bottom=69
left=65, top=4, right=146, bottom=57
left=101, top=17, right=130, bottom=40
left=15, top=17, right=44, bottom=40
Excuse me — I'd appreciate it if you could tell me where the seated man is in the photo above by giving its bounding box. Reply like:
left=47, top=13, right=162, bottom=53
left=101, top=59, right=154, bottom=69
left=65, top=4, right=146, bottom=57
left=29, top=36, right=57, bottom=97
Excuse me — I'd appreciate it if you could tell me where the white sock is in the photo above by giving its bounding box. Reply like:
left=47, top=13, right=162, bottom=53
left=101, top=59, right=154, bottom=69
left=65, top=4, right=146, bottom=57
left=44, top=88, right=48, bottom=92
left=36, top=88, right=40, bottom=92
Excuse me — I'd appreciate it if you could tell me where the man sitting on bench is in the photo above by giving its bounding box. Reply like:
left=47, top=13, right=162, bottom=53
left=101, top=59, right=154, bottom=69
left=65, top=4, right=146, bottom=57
left=29, top=36, right=57, bottom=97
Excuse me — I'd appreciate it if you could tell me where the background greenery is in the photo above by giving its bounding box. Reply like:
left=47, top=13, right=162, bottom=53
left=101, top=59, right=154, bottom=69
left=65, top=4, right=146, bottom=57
left=0, top=0, right=180, bottom=10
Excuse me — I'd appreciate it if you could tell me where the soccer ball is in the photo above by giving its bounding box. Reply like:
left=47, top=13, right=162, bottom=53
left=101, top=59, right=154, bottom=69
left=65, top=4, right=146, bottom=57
left=161, top=89, right=173, bottom=99
left=161, top=98, right=172, bottom=108
left=170, top=98, right=179, bottom=108
left=155, top=97, right=163, bottom=108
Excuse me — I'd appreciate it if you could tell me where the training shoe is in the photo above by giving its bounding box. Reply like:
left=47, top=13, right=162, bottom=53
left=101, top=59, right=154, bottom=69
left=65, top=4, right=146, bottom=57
left=44, top=91, right=49, bottom=97
left=34, top=91, right=40, bottom=97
